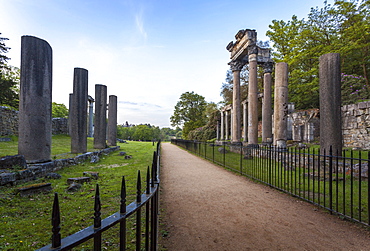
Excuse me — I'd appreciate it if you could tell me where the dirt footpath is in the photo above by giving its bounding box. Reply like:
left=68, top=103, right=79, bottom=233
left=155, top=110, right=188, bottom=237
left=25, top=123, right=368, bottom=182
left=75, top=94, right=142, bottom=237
left=159, top=143, right=370, bottom=251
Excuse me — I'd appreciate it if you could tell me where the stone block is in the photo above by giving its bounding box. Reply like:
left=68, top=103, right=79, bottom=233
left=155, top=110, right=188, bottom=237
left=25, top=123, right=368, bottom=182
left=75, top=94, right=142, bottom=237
left=358, top=102, right=367, bottom=109
left=0, top=155, right=27, bottom=169
left=0, top=173, right=16, bottom=185
left=17, top=183, right=52, bottom=197
left=83, top=171, right=99, bottom=179
left=67, top=177, right=91, bottom=184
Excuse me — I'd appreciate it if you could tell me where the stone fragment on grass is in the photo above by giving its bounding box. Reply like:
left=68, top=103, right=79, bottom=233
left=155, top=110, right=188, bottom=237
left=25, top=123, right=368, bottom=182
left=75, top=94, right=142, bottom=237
left=17, top=183, right=52, bottom=197
left=67, top=177, right=91, bottom=184
left=83, top=171, right=99, bottom=179
left=66, top=182, right=82, bottom=192
left=45, top=173, right=62, bottom=179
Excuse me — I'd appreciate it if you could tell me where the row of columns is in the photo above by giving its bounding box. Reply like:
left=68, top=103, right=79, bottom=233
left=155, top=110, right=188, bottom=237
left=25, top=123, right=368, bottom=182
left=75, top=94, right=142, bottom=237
left=18, top=35, right=118, bottom=163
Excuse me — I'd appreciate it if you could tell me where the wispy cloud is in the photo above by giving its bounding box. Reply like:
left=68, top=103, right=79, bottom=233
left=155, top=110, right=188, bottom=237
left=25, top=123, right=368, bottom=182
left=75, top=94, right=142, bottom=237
left=135, top=8, right=147, bottom=39
left=119, top=101, right=162, bottom=108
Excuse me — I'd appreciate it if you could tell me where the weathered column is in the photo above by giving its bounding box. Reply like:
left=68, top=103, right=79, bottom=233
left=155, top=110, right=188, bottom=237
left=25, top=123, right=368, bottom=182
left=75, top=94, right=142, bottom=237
left=262, top=62, right=273, bottom=143
left=68, top=93, right=73, bottom=136
left=242, top=100, right=248, bottom=142
left=107, top=95, right=117, bottom=146
left=216, top=120, right=220, bottom=140
left=319, top=53, right=342, bottom=155
left=225, top=110, right=229, bottom=140
left=70, top=68, right=88, bottom=154
left=87, top=96, right=94, bottom=137
left=248, top=45, right=258, bottom=145
left=94, top=84, right=107, bottom=149
left=230, top=108, right=234, bottom=141
left=229, top=60, right=244, bottom=142
left=220, top=110, right=224, bottom=140
left=273, top=62, right=289, bottom=148
left=18, top=36, right=52, bottom=163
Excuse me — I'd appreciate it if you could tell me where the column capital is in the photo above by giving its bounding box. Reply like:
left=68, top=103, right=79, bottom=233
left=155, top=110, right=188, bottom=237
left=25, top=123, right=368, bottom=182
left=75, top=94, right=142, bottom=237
left=228, top=60, right=245, bottom=72
left=248, top=44, right=258, bottom=55
left=263, top=61, right=274, bottom=74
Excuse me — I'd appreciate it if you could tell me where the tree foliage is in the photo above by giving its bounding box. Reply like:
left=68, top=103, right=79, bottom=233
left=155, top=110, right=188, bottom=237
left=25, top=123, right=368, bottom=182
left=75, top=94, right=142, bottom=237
left=52, top=102, right=69, bottom=118
left=266, top=0, right=370, bottom=109
left=116, top=124, right=180, bottom=141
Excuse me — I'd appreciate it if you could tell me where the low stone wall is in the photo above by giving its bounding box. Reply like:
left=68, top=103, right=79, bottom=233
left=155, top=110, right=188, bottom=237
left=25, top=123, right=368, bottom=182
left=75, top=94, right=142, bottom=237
left=0, top=146, right=120, bottom=186
left=0, top=106, right=69, bottom=136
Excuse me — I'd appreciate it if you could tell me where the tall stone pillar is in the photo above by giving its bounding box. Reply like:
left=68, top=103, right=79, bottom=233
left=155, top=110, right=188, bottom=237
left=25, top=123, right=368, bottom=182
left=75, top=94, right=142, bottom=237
left=230, top=109, right=234, bottom=141
left=216, top=120, right=220, bottom=140
left=88, top=96, right=94, bottom=137
left=94, top=84, right=107, bottom=149
left=273, top=62, right=289, bottom=148
left=220, top=110, right=224, bottom=140
left=107, top=95, right=118, bottom=146
left=70, top=68, right=88, bottom=154
left=319, top=53, right=342, bottom=155
left=248, top=45, right=258, bottom=145
left=18, top=36, right=52, bottom=163
left=242, top=100, right=248, bottom=142
left=225, top=110, right=229, bottom=140
left=262, top=62, right=273, bottom=143
left=229, top=60, right=244, bottom=143
left=68, top=93, right=73, bottom=136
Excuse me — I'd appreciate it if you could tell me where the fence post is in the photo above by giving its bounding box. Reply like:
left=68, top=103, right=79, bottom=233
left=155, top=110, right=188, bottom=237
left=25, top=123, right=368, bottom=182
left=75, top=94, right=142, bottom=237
left=51, top=193, right=61, bottom=248
left=136, top=171, right=142, bottom=251
left=94, top=184, right=102, bottom=251
left=120, top=177, right=126, bottom=251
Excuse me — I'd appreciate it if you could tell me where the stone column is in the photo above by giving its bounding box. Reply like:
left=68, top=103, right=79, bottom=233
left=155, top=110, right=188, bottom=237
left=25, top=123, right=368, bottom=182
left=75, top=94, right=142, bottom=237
left=242, top=100, right=248, bottom=142
left=94, top=84, right=107, bottom=149
left=88, top=96, right=94, bottom=137
left=248, top=45, right=258, bottom=145
left=216, top=120, right=220, bottom=140
left=229, top=60, right=244, bottom=143
left=70, top=68, right=88, bottom=154
left=225, top=110, right=229, bottom=140
left=262, top=62, right=273, bottom=143
left=68, top=93, right=73, bottom=136
left=273, top=62, right=289, bottom=148
left=107, top=95, right=117, bottom=146
left=18, top=36, right=53, bottom=163
left=220, top=110, right=224, bottom=140
left=319, top=53, right=342, bottom=155
left=230, top=108, right=234, bottom=141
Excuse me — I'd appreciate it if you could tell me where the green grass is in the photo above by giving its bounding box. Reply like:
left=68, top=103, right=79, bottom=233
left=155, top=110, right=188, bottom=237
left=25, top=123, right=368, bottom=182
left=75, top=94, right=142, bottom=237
left=0, top=136, right=157, bottom=250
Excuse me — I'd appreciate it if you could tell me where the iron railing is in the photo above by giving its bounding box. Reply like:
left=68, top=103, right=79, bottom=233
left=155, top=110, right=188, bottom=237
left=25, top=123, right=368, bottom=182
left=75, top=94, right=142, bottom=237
left=171, top=139, right=370, bottom=227
left=37, top=141, right=161, bottom=251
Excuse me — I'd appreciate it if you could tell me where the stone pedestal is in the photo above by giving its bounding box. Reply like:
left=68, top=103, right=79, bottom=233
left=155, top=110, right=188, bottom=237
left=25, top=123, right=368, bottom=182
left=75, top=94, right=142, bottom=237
left=248, top=47, right=258, bottom=145
left=273, top=62, right=289, bottom=148
left=18, top=36, right=53, bottom=163
left=107, top=95, right=117, bottom=146
left=319, top=53, right=342, bottom=155
left=70, top=68, right=88, bottom=154
left=262, top=62, right=273, bottom=143
left=94, top=84, right=107, bottom=149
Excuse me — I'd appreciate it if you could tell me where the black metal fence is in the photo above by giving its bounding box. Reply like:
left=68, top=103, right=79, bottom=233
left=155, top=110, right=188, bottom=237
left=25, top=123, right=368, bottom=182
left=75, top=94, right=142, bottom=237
left=171, top=139, right=370, bottom=227
left=37, top=141, right=161, bottom=251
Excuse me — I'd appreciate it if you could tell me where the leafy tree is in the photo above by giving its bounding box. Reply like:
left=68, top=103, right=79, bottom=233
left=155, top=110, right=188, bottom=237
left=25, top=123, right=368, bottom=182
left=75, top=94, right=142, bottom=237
left=266, top=0, right=370, bottom=109
left=0, top=33, right=10, bottom=67
left=170, top=91, right=207, bottom=127
left=52, top=102, right=68, bottom=118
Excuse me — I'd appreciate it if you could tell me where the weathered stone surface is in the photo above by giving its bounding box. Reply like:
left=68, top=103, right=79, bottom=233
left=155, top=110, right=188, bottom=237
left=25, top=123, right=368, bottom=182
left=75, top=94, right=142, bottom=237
left=45, top=173, right=62, bottom=179
left=0, top=155, right=27, bottom=169
left=94, top=84, right=107, bottom=149
left=18, top=35, right=53, bottom=163
left=107, top=95, right=118, bottom=146
left=124, top=155, right=132, bottom=159
left=319, top=53, right=342, bottom=155
left=67, top=177, right=91, bottom=184
left=0, top=106, right=18, bottom=136
left=0, top=173, right=16, bottom=185
left=119, top=151, right=126, bottom=156
left=18, top=183, right=52, bottom=196
left=66, top=182, right=82, bottom=192
left=218, top=147, right=228, bottom=154
left=90, top=155, right=100, bottom=163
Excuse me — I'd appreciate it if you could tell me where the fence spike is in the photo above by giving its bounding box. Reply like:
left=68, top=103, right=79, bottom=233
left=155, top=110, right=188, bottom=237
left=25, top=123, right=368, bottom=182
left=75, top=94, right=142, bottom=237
left=137, top=170, right=142, bottom=203
left=51, top=192, right=61, bottom=248
left=94, top=184, right=101, bottom=228
left=120, top=176, right=126, bottom=214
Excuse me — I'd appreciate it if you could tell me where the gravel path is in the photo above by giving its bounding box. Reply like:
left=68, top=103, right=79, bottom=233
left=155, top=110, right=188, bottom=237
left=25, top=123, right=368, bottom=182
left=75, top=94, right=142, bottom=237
left=159, top=143, right=370, bottom=251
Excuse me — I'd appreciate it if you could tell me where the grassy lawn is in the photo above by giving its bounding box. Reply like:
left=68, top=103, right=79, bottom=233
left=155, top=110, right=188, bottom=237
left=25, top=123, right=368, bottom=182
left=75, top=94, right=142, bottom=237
left=0, top=136, right=157, bottom=250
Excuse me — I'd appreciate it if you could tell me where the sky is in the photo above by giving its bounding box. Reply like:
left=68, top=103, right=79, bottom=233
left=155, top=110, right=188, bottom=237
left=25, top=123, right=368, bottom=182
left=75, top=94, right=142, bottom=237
left=0, top=0, right=332, bottom=128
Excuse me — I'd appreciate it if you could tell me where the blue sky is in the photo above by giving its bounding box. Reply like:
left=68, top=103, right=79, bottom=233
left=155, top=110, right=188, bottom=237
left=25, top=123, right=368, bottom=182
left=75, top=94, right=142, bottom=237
left=0, top=0, right=331, bottom=127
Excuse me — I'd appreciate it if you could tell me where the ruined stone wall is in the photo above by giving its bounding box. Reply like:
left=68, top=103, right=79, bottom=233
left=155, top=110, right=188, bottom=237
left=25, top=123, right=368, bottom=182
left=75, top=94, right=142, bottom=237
left=0, top=106, right=68, bottom=136
left=342, top=101, right=370, bottom=149
left=0, top=106, right=19, bottom=136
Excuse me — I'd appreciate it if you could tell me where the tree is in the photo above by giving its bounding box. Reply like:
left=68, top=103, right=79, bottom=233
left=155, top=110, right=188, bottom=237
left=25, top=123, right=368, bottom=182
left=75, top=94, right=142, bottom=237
left=170, top=91, right=208, bottom=139
left=52, top=102, right=69, bottom=118
left=0, top=33, right=10, bottom=68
